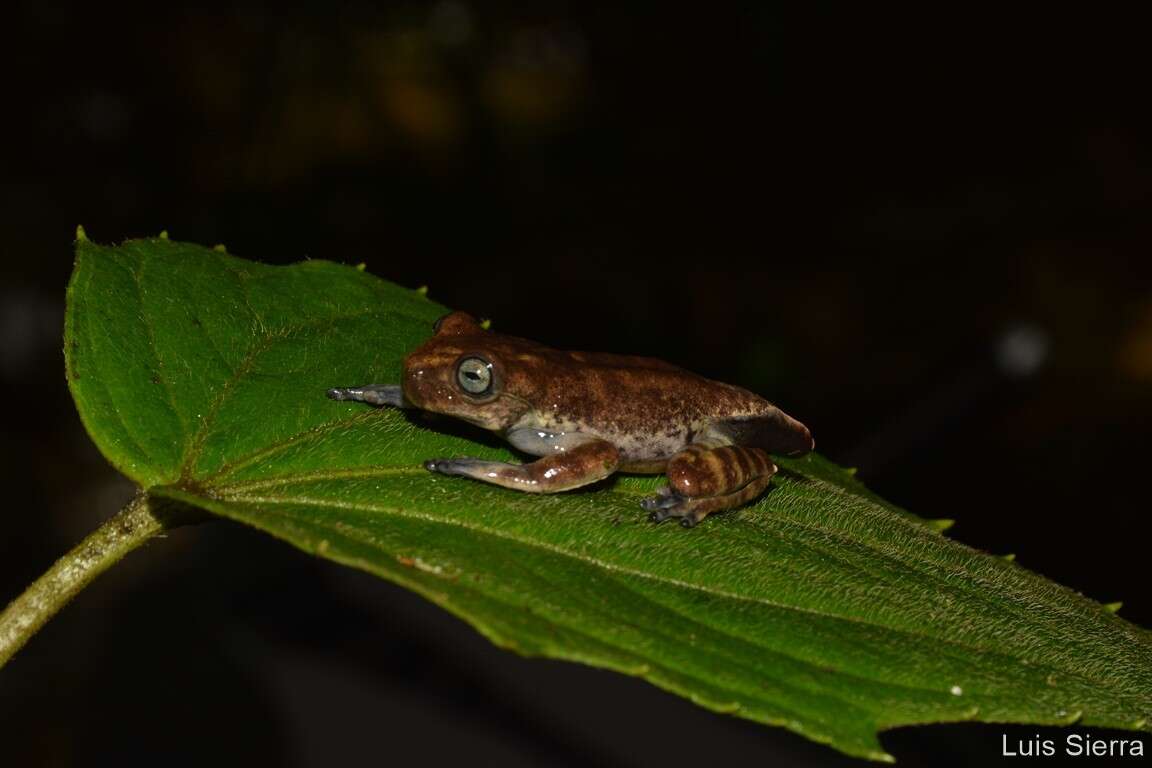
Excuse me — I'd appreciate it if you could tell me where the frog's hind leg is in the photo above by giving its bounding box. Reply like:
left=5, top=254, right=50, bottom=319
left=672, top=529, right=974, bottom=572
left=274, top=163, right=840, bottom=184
left=643, top=443, right=776, bottom=528
left=425, top=437, right=619, bottom=493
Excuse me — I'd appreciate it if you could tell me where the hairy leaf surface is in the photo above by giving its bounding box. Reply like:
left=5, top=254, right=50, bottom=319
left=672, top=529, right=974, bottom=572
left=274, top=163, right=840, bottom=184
left=65, top=236, right=1152, bottom=760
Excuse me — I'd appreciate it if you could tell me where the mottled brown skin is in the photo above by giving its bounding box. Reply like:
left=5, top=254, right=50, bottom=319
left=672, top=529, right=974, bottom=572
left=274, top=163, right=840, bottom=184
left=327, top=311, right=814, bottom=527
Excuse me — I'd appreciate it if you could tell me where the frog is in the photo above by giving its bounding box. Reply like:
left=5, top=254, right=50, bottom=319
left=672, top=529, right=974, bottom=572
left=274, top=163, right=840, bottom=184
left=326, top=311, right=814, bottom=527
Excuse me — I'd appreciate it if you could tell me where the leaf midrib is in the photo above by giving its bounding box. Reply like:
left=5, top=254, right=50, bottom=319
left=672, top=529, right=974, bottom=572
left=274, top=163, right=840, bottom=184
left=210, top=460, right=1137, bottom=673
left=194, top=485, right=1139, bottom=716
left=206, top=498, right=967, bottom=753
left=154, top=255, right=1119, bottom=661
left=212, top=465, right=1033, bottom=642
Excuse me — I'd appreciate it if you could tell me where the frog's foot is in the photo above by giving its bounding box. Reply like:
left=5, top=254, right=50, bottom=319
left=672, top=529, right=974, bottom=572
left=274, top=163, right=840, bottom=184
left=640, top=485, right=677, bottom=510
left=643, top=479, right=774, bottom=527
left=640, top=486, right=685, bottom=518
left=645, top=444, right=777, bottom=527
left=642, top=488, right=693, bottom=524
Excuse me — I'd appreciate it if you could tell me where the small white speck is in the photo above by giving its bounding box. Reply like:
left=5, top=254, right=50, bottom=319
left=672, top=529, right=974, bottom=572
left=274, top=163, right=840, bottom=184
left=997, top=323, right=1049, bottom=378
left=413, top=557, right=445, bottom=575
left=950, top=685, right=964, bottom=696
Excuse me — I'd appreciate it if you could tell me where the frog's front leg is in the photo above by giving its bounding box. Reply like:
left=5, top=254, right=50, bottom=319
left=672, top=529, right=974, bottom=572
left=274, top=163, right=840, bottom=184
left=643, top=441, right=777, bottom=528
left=425, top=435, right=619, bottom=493
left=326, top=384, right=409, bottom=408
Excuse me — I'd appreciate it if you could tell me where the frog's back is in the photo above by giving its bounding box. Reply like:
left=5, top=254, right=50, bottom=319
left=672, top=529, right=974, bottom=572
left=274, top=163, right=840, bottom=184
left=518, top=348, right=811, bottom=461
left=526, top=348, right=754, bottom=414
left=476, top=329, right=809, bottom=458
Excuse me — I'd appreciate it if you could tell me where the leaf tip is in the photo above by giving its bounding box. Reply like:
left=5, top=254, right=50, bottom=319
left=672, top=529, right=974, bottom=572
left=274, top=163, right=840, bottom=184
left=1103, top=601, right=1123, bottom=614
left=159, top=229, right=169, bottom=240
left=927, top=518, right=955, bottom=533
left=75, top=224, right=88, bottom=242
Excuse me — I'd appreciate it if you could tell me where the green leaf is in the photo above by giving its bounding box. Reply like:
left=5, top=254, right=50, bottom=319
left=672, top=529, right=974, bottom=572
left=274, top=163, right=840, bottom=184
left=65, top=236, right=1152, bottom=761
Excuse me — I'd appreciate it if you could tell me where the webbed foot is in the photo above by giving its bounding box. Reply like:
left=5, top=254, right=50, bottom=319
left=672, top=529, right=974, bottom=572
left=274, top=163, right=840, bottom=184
left=642, top=486, right=706, bottom=527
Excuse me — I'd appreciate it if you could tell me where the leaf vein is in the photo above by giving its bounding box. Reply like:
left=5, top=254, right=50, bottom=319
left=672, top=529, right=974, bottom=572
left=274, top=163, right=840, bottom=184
left=220, top=491, right=1133, bottom=698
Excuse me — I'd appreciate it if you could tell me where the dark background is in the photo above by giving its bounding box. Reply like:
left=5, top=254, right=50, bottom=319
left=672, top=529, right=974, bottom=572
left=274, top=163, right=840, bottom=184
left=2, top=3, right=1149, bottom=766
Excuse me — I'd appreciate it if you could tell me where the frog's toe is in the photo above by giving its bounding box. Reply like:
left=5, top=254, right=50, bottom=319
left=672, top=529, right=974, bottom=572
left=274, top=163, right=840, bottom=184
left=642, top=490, right=715, bottom=527
left=641, top=487, right=681, bottom=513
left=424, top=457, right=472, bottom=475
left=640, top=485, right=672, bottom=511
left=654, top=504, right=705, bottom=529
left=644, top=490, right=693, bottom=524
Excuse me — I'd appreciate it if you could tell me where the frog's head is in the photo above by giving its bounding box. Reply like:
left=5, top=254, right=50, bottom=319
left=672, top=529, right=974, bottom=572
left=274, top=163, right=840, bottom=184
left=401, top=311, right=534, bottom=431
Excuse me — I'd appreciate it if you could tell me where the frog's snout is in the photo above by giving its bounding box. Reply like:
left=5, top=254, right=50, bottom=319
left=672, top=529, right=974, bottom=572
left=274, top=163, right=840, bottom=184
left=789, top=419, right=815, bottom=456
left=796, top=424, right=815, bottom=455
left=772, top=409, right=815, bottom=456
left=401, top=355, right=460, bottom=413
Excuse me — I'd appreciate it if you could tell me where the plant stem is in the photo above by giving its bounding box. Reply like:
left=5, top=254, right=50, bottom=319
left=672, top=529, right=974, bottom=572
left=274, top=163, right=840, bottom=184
left=0, top=494, right=166, bottom=668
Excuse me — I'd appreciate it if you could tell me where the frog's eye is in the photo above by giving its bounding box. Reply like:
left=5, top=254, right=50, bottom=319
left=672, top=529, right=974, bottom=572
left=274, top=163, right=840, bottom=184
left=456, top=356, right=494, bottom=396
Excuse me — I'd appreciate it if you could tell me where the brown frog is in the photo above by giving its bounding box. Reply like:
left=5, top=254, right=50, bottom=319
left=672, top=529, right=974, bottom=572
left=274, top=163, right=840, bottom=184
left=327, top=311, right=813, bottom=527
